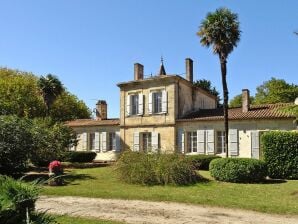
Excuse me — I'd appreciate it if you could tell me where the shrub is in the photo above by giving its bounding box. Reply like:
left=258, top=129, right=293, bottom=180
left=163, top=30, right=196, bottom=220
left=186, top=155, right=221, bottom=170
left=262, top=131, right=298, bottom=179
left=116, top=151, right=200, bottom=185
left=210, top=158, right=267, bottom=183
left=64, top=151, right=97, bottom=163
left=0, top=116, right=33, bottom=176
left=0, top=175, right=55, bottom=223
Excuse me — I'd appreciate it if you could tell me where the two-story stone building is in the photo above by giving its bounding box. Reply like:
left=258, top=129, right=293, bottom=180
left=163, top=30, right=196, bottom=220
left=66, top=58, right=296, bottom=161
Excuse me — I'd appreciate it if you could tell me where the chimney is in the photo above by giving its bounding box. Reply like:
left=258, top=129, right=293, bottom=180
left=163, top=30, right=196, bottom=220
left=185, top=58, right=193, bottom=83
left=242, top=89, right=250, bottom=113
left=96, top=100, right=107, bottom=120
left=134, top=63, right=144, bottom=80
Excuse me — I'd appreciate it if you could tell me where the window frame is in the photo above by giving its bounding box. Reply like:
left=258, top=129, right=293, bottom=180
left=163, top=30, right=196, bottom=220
left=141, top=132, right=152, bottom=152
left=187, top=131, right=197, bottom=153
left=108, top=132, right=116, bottom=151
left=130, top=94, right=139, bottom=115
left=152, top=91, right=163, bottom=114
left=216, top=131, right=226, bottom=154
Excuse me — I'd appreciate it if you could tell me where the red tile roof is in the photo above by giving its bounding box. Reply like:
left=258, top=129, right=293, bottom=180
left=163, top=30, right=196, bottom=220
left=178, top=103, right=295, bottom=122
left=66, top=118, right=120, bottom=127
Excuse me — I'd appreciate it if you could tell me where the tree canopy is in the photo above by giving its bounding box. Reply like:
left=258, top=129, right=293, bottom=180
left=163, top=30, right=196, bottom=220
left=229, top=94, right=255, bottom=108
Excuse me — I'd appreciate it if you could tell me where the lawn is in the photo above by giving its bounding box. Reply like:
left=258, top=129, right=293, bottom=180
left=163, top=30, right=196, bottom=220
left=55, top=215, right=124, bottom=224
left=42, top=166, right=298, bottom=215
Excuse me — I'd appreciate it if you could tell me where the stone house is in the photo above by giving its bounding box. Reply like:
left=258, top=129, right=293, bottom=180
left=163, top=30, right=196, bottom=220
left=66, top=58, right=296, bottom=161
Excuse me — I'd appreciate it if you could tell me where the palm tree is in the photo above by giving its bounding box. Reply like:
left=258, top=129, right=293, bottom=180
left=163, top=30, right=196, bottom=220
left=38, top=74, right=64, bottom=115
left=197, top=8, right=241, bottom=157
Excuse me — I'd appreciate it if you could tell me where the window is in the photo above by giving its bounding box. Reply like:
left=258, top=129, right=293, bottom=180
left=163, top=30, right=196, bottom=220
left=187, top=131, right=197, bottom=153
left=142, top=132, right=152, bottom=152
left=108, top=132, right=116, bottom=151
left=153, top=92, right=162, bottom=113
left=89, top=133, right=95, bottom=151
left=216, top=131, right=226, bottom=154
left=131, top=95, right=139, bottom=115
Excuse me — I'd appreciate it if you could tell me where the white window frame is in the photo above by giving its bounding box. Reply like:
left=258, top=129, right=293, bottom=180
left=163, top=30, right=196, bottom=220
left=89, top=133, right=96, bottom=151
left=130, top=94, right=139, bottom=115
left=187, top=131, right=197, bottom=153
left=152, top=91, right=163, bottom=113
left=108, top=132, right=116, bottom=151
left=216, top=131, right=226, bottom=154
left=142, top=132, right=152, bottom=152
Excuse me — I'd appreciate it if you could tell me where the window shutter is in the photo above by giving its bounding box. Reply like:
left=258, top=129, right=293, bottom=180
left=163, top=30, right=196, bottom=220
left=251, top=131, right=259, bottom=159
left=82, top=133, right=87, bottom=150
left=197, top=130, right=205, bottom=154
left=138, top=94, right=144, bottom=115
left=133, top=132, right=140, bottom=151
left=115, top=131, right=121, bottom=152
left=177, top=129, right=185, bottom=153
left=148, top=92, right=153, bottom=114
left=126, top=95, right=131, bottom=116
left=151, top=132, right=159, bottom=152
left=94, top=132, right=100, bottom=152
left=229, top=129, right=239, bottom=156
left=101, top=132, right=107, bottom=152
left=161, top=90, right=167, bottom=113
left=206, top=130, right=214, bottom=154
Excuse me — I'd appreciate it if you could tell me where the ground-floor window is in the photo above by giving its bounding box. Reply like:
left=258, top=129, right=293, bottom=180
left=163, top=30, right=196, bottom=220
left=187, top=131, right=197, bottom=153
left=89, top=133, right=95, bottom=151
left=142, top=132, right=152, bottom=152
left=108, top=132, right=116, bottom=151
left=216, top=131, right=226, bottom=154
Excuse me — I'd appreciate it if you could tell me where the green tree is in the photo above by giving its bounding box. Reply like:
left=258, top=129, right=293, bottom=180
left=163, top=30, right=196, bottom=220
left=197, top=8, right=241, bottom=157
left=229, top=94, right=255, bottom=108
left=50, top=92, right=91, bottom=122
left=254, top=78, right=298, bottom=105
left=0, top=116, right=33, bottom=176
left=38, top=74, right=64, bottom=115
left=193, top=79, right=221, bottom=106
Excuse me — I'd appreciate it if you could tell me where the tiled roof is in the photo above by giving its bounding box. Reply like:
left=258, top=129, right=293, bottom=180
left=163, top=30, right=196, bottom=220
left=66, top=118, right=120, bottom=127
left=178, top=103, right=295, bottom=122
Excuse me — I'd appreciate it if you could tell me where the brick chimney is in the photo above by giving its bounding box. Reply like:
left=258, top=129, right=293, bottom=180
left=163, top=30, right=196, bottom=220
left=134, top=63, right=144, bottom=80
left=242, top=89, right=250, bottom=113
left=185, top=58, right=193, bottom=83
left=96, top=100, right=107, bottom=120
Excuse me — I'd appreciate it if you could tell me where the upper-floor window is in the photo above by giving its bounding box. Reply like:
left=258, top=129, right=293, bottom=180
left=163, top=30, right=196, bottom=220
left=149, top=90, right=167, bottom=114
left=127, top=94, right=143, bottom=116
left=131, top=95, right=139, bottom=115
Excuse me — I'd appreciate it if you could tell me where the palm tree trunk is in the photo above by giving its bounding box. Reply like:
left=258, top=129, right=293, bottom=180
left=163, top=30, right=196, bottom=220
left=219, top=53, right=229, bottom=158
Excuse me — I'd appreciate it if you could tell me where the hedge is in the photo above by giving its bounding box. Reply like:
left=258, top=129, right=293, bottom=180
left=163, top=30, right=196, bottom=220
left=116, top=151, right=200, bottom=185
left=63, top=151, right=97, bottom=163
left=210, top=158, right=267, bottom=183
left=186, top=155, right=221, bottom=170
left=262, top=131, right=298, bottom=179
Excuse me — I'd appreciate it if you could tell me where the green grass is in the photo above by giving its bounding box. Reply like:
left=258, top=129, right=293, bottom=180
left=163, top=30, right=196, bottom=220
left=55, top=215, right=123, bottom=224
left=42, top=167, right=298, bottom=215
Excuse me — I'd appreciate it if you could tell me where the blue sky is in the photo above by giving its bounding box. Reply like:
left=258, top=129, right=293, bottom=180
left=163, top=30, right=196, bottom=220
left=0, top=0, right=297, bottom=118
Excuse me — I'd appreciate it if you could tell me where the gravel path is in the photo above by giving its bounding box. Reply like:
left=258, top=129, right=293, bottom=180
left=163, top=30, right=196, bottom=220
left=37, top=196, right=298, bottom=224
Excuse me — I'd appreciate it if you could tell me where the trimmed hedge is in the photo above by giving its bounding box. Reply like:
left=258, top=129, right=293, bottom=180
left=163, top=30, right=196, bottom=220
left=186, top=155, right=221, bottom=170
left=210, top=158, right=267, bottom=183
left=262, top=131, right=298, bottom=179
left=63, top=151, right=97, bottom=163
left=116, top=151, right=200, bottom=185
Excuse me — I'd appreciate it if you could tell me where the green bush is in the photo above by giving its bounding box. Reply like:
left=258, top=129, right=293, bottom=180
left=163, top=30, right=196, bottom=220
left=210, top=158, right=267, bottom=183
left=116, top=151, right=200, bottom=185
left=64, top=151, right=97, bottom=163
left=0, top=175, right=55, bottom=224
left=186, top=155, right=221, bottom=170
left=0, top=116, right=33, bottom=176
left=262, top=131, right=298, bottom=179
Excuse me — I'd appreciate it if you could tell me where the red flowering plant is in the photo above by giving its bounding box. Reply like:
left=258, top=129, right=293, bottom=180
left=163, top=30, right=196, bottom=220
left=48, top=160, right=63, bottom=186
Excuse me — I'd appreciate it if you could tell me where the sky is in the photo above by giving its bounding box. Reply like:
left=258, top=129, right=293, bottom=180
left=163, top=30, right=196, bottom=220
left=0, top=0, right=297, bottom=118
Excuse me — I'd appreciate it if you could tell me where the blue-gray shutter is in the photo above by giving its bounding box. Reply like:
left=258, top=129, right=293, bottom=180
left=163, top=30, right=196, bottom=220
left=251, top=131, right=260, bottom=159
left=148, top=92, right=153, bottom=114
left=133, top=132, right=140, bottom=151
left=161, top=90, right=167, bottom=113
left=206, top=130, right=214, bottom=154
left=229, top=129, right=239, bottom=156
left=126, top=95, right=131, bottom=116
left=177, top=129, right=185, bottom=153
left=197, top=130, right=205, bottom=154
left=94, top=132, right=100, bottom=152
left=138, top=94, right=144, bottom=115
left=101, top=132, right=107, bottom=152
left=151, top=132, right=159, bottom=152
left=82, top=133, right=87, bottom=150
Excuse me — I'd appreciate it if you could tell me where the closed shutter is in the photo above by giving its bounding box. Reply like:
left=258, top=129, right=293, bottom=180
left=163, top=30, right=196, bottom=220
left=151, top=132, right=159, bottom=152
left=251, top=131, right=260, bottom=159
left=133, top=132, right=140, bottom=151
left=177, top=129, right=185, bottom=153
left=115, top=131, right=121, bottom=152
left=148, top=92, right=153, bottom=114
left=138, top=94, right=144, bottom=115
left=126, top=95, right=131, bottom=116
left=229, top=129, right=239, bottom=156
left=206, top=130, right=214, bottom=154
left=82, top=133, right=87, bottom=150
left=94, top=132, right=100, bottom=152
left=161, top=90, right=167, bottom=113
left=197, top=130, right=205, bottom=154
left=101, top=132, right=107, bottom=152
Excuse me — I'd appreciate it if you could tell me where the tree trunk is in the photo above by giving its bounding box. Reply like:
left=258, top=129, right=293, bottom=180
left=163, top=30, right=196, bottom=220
left=219, top=53, right=229, bottom=158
